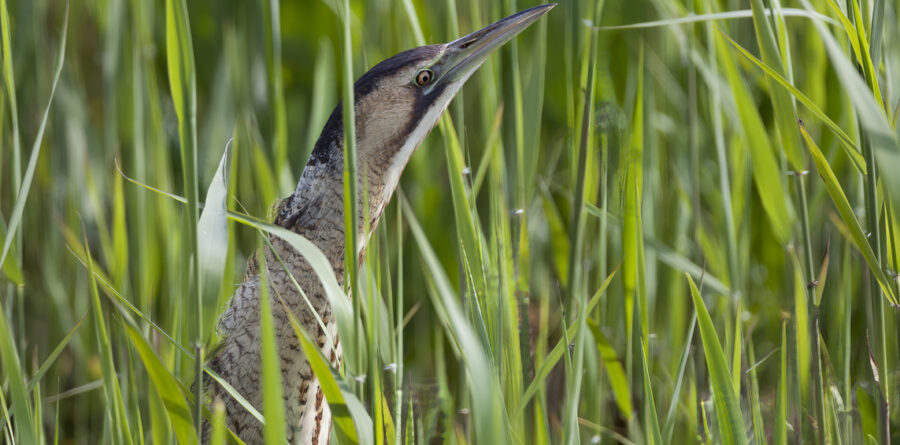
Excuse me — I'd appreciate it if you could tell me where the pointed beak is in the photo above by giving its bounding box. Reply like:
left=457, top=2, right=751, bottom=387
left=426, top=4, right=555, bottom=94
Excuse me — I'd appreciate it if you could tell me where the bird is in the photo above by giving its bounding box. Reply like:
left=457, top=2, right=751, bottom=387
left=202, top=4, right=554, bottom=444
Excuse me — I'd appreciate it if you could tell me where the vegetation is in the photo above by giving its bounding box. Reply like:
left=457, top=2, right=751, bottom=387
left=1, top=0, right=899, bottom=443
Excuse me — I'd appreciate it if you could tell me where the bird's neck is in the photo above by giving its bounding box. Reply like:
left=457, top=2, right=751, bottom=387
left=273, top=125, right=402, bottom=278
left=273, top=83, right=454, bottom=276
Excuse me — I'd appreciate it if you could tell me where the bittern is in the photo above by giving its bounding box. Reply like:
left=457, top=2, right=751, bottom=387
left=204, top=4, right=554, bottom=443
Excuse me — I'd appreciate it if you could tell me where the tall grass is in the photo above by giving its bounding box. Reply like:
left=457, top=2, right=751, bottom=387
left=1, top=0, right=899, bottom=443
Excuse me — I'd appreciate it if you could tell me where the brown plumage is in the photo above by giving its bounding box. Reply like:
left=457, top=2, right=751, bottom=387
left=202, top=5, right=554, bottom=443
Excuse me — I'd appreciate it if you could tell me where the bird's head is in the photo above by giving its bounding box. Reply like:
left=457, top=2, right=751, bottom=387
left=307, top=4, right=555, bottom=188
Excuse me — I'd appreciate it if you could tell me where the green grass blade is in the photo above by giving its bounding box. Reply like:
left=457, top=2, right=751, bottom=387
left=209, top=401, right=227, bottom=445
left=800, top=0, right=900, bottom=219
left=281, top=295, right=371, bottom=445
left=622, top=46, right=645, bottom=351
left=545, top=192, right=571, bottom=286
left=746, top=335, right=765, bottom=445
left=0, top=0, right=20, bottom=192
left=256, top=253, right=286, bottom=444
left=0, top=298, right=35, bottom=444
left=588, top=321, right=633, bottom=419
left=714, top=29, right=792, bottom=243
left=400, top=0, right=426, bottom=46
left=336, top=0, right=362, bottom=401
left=773, top=321, right=788, bottom=445
left=848, top=0, right=883, bottom=110
left=719, top=29, right=865, bottom=171
left=687, top=274, right=747, bottom=445
left=304, top=39, right=336, bottom=156
left=165, top=0, right=197, bottom=137
left=596, top=8, right=836, bottom=30
left=392, top=204, right=403, bottom=445
left=798, top=123, right=897, bottom=304
left=438, top=117, right=486, bottom=295
left=25, top=313, right=86, bottom=393
left=639, top=339, right=663, bottom=445
left=111, top=172, right=128, bottom=286
left=32, top=376, right=43, bottom=443
left=164, top=0, right=202, bottom=429
left=0, top=3, right=67, bottom=269
left=731, top=301, right=742, bottom=395
left=0, top=381, right=16, bottom=444
left=0, top=216, right=23, bottom=286
left=791, top=252, right=810, bottom=396
left=84, top=229, right=134, bottom=445
left=748, top=0, right=803, bottom=170
left=261, top=0, right=290, bottom=190
left=123, top=323, right=198, bottom=445
left=663, top=314, right=697, bottom=441
left=822, top=0, right=863, bottom=66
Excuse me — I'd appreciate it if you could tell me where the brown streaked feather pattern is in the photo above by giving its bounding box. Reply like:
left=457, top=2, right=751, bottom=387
left=201, top=45, right=449, bottom=444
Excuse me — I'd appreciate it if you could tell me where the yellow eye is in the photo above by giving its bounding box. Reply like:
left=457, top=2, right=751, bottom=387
left=415, top=69, right=434, bottom=86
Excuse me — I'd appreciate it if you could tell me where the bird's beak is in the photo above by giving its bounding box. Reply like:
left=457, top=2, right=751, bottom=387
left=426, top=4, right=555, bottom=94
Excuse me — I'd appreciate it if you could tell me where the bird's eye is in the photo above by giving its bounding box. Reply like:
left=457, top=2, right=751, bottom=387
left=415, top=69, right=435, bottom=86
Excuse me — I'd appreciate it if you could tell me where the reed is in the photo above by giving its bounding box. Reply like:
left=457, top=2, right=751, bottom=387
left=1, top=0, right=898, bottom=443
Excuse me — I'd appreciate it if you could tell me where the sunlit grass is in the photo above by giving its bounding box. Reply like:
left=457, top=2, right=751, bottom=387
left=1, top=0, right=900, bottom=443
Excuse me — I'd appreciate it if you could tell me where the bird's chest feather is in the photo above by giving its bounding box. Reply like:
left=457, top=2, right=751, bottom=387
left=211, top=233, right=343, bottom=444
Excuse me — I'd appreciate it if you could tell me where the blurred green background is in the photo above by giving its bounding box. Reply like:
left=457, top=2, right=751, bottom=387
left=2, top=0, right=900, bottom=443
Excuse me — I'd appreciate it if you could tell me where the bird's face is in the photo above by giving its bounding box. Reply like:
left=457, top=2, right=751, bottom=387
left=347, top=4, right=555, bottom=200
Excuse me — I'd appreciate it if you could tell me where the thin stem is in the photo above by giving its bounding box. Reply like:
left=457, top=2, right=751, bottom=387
left=861, top=128, right=890, bottom=445
left=795, top=173, right=825, bottom=445
left=339, top=0, right=362, bottom=396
